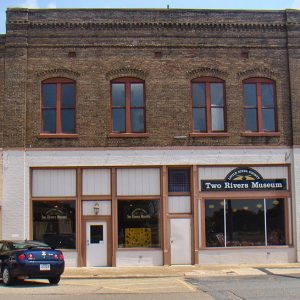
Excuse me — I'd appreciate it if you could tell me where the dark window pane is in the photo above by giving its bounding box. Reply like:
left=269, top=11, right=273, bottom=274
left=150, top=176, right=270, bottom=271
left=262, top=109, right=275, bottom=132
left=130, top=83, right=144, bottom=107
left=112, top=84, right=125, bottom=106
left=61, top=109, right=75, bottom=133
left=193, top=108, right=206, bottom=131
left=192, top=83, right=205, bottom=107
left=211, top=83, right=224, bottom=106
left=168, top=169, right=190, bottom=192
left=112, top=108, right=125, bottom=132
left=205, top=200, right=225, bottom=247
left=262, top=84, right=274, bottom=107
left=118, top=200, right=160, bottom=248
left=43, top=109, right=56, bottom=133
left=244, top=108, right=258, bottom=131
left=266, top=199, right=286, bottom=245
left=131, top=109, right=144, bottom=132
left=211, top=107, right=224, bottom=131
left=61, top=84, right=75, bottom=107
left=42, top=84, right=56, bottom=107
left=244, top=84, right=257, bottom=107
left=226, top=199, right=265, bottom=247
left=90, top=225, right=103, bottom=244
left=33, top=201, right=76, bottom=249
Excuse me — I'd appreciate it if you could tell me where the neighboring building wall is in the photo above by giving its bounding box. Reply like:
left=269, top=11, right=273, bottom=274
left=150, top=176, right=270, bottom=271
left=287, top=10, right=300, bottom=263
left=0, top=35, right=4, bottom=239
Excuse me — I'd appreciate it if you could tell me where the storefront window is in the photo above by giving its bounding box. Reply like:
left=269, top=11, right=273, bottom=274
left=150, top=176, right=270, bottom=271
left=33, top=201, right=76, bottom=249
left=204, top=198, right=286, bottom=247
left=205, top=200, right=225, bottom=247
left=226, top=199, right=265, bottom=246
left=118, top=200, right=160, bottom=248
left=266, top=198, right=286, bottom=245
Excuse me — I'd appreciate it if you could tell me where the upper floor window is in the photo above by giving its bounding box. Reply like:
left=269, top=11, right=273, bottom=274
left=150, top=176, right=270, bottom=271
left=111, top=77, right=145, bottom=133
left=243, top=78, right=277, bottom=133
left=192, top=77, right=225, bottom=133
left=41, top=78, right=76, bottom=134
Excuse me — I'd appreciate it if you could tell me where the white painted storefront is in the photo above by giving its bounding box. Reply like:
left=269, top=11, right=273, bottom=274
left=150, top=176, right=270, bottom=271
left=1, top=147, right=298, bottom=266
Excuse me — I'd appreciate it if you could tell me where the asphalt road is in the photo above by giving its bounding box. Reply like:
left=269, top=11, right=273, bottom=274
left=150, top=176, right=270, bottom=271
left=187, top=273, right=300, bottom=299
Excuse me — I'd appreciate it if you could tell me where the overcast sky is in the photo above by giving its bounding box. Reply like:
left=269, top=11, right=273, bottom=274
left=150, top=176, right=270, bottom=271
left=1, top=0, right=300, bottom=33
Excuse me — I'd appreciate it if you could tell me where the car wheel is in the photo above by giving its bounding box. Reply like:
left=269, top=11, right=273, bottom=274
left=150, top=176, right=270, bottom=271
left=48, top=275, right=60, bottom=285
left=2, top=266, right=14, bottom=286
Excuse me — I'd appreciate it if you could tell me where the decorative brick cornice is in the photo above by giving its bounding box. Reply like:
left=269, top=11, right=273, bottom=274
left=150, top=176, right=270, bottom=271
left=22, top=21, right=286, bottom=32
left=186, top=67, right=228, bottom=80
left=36, top=68, right=80, bottom=80
left=237, top=67, right=277, bottom=80
left=105, top=67, right=147, bottom=81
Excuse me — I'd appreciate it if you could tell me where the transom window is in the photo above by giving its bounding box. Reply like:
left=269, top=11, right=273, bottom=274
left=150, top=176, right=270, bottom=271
left=111, top=77, right=145, bottom=133
left=243, top=78, right=277, bottom=132
left=41, top=78, right=76, bottom=134
left=168, top=168, right=191, bottom=193
left=192, top=77, right=225, bottom=132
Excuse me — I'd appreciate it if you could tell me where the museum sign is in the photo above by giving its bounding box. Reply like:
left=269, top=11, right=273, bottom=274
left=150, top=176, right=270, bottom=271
left=201, top=167, right=287, bottom=192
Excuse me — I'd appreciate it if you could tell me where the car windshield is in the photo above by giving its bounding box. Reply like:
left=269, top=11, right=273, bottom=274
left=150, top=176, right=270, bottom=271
left=12, top=241, right=51, bottom=250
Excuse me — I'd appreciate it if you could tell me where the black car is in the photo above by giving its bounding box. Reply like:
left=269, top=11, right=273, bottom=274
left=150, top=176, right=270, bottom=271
left=0, top=240, right=65, bottom=285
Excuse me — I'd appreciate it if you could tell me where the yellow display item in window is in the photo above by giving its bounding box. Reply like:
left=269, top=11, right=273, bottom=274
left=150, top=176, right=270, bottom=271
left=125, top=228, right=151, bottom=247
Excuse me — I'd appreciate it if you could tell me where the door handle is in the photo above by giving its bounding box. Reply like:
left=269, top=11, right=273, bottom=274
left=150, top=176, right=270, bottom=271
left=171, top=240, right=174, bottom=244
left=87, top=240, right=90, bottom=245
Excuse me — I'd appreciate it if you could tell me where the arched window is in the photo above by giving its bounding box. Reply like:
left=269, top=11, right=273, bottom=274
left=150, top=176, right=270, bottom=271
left=111, top=77, right=145, bottom=133
left=41, top=77, right=76, bottom=134
left=243, top=78, right=277, bottom=133
left=191, top=77, right=226, bottom=133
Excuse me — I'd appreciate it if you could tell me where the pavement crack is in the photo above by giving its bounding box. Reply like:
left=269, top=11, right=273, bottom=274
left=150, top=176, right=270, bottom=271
left=225, top=290, right=246, bottom=300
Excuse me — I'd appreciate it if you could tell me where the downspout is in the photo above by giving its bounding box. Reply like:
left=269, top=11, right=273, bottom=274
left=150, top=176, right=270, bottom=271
left=24, top=10, right=29, bottom=240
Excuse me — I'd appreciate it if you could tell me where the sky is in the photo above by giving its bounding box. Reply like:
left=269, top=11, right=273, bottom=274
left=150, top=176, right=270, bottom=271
left=1, top=0, right=300, bottom=34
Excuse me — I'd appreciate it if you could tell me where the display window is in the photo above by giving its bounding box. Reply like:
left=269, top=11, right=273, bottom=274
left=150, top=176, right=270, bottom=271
left=118, top=200, right=160, bottom=248
left=205, top=198, right=286, bottom=247
left=32, top=201, right=76, bottom=249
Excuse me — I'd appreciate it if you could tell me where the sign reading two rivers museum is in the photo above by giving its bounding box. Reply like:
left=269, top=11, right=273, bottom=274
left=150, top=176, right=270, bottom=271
left=201, top=167, right=287, bottom=192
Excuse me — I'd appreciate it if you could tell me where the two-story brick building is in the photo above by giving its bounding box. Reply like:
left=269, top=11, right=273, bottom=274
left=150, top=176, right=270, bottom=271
left=0, top=8, right=300, bottom=267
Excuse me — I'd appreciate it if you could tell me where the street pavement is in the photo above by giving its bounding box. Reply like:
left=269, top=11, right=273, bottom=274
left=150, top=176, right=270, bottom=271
left=62, top=263, right=300, bottom=279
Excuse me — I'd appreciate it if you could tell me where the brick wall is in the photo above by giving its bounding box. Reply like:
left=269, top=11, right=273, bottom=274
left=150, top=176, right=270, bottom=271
left=2, top=8, right=298, bottom=148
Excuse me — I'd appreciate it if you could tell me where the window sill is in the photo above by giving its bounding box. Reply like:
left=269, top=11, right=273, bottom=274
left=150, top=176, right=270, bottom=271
left=108, top=133, right=150, bottom=138
left=189, top=132, right=230, bottom=138
left=37, top=133, right=79, bottom=139
left=241, top=132, right=281, bottom=137
left=117, top=248, right=161, bottom=251
left=200, top=245, right=291, bottom=250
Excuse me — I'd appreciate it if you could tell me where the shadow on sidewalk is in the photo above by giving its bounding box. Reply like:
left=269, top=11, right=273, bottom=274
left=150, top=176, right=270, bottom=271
left=256, top=267, right=300, bottom=280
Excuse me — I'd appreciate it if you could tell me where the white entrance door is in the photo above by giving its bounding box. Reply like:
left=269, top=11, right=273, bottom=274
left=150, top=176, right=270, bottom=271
left=86, top=221, right=108, bottom=267
left=170, top=218, right=192, bottom=265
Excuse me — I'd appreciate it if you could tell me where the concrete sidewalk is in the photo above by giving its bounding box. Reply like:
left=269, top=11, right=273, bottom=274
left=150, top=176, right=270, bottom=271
left=62, top=263, right=300, bottom=279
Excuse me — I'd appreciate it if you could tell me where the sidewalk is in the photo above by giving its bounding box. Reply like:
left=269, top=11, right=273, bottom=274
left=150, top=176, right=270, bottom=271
left=62, top=263, right=300, bottom=279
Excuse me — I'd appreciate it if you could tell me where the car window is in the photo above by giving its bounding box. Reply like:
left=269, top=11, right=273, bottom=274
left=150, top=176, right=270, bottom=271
left=12, top=242, right=50, bottom=250
left=2, top=244, right=11, bottom=251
